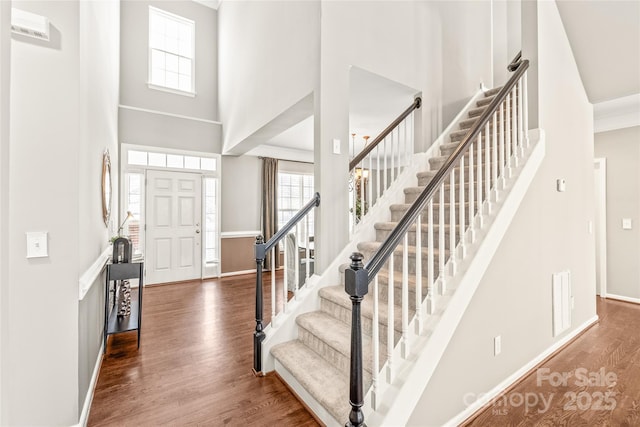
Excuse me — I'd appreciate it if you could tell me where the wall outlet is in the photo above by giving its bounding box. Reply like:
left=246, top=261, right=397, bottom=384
left=494, top=336, right=501, bottom=356
left=622, top=218, right=632, bottom=230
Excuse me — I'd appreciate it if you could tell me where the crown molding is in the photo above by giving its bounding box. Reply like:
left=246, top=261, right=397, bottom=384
left=594, top=93, right=640, bottom=133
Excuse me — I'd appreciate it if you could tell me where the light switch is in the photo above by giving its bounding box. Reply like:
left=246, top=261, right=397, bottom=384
left=332, top=138, right=341, bottom=155
left=26, top=231, right=48, bottom=258
left=557, top=179, right=566, bottom=192
left=622, top=218, right=633, bottom=230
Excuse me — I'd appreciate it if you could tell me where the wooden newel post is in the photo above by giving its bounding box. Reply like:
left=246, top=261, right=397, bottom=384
left=254, top=235, right=266, bottom=375
left=345, top=252, right=368, bottom=427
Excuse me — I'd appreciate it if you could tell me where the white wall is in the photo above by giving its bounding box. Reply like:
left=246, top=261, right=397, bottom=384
left=0, top=0, right=11, bottom=421
left=77, top=0, right=119, bottom=417
left=221, top=155, right=262, bottom=233
left=407, top=1, right=596, bottom=424
left=2, top=1, right=120, bottom=424
left=438, top=0, right=493, bottom=126
left=119, top=0, right=221, bottom=155
left=218, top=0, right=320, bottom=155
left=6, top=1, right=81, bottom=424
left=595, top=126, right=640, bottom=300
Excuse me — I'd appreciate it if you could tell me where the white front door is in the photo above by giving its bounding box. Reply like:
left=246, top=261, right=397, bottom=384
left=146, top=170, right=202, bottom=284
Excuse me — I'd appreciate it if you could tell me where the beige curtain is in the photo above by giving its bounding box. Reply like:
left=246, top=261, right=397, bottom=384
left=262, top=157, right=279, bottom=270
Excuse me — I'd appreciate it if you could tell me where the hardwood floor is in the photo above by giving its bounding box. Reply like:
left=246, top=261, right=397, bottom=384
left=90, top=280, right=640, bottom=426
left=88, top=272, right=319, bottom=426
left=464, top=298, right=640, bottom=426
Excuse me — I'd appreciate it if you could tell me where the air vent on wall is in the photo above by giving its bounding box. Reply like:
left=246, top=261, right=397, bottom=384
left=11, top=8, right=50, bottom=42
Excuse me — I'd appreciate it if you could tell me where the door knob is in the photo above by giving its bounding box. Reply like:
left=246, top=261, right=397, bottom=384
left=196, top=229, right=200, bottom=234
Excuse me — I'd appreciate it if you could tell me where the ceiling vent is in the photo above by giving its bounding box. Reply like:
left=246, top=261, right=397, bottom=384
left=11, top=8, right=50, bottom=42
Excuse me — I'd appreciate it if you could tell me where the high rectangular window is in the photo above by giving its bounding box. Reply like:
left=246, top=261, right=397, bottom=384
left=149, top=6, right=194, bottom=94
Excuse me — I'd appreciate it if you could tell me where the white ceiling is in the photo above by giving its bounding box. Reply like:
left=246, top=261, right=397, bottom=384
left=263, top=67, right=418, bottom=155
left=556, top=0, right=640, bottom=103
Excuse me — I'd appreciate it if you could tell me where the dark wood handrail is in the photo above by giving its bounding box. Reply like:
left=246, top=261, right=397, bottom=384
left=365, top=60, right=529, bottom=279
left=507, top=50, right=523, bottom=72
left=348, top=97, right=422, bottom=171
left=261, top=192, right=320, bottom=255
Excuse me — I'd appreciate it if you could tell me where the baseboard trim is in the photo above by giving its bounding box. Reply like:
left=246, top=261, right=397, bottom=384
left=75, top=343, right=104, bottom=427
left=448, top=314, right=599, bottom=427
left=605, top=293, right=640, bottom=304
left=219, top=269, right=256, bottom=278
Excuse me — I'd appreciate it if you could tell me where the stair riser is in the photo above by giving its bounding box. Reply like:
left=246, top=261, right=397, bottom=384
left=429, top=155, right=495, bottom=172
left=376, top=228, right=455, bottom=248
left=319, top=297, right=402, bottom=347
left=405, top=185, right=474, bottom=204
left=390, top=206, right=472, bottom=225
left=359, top=248, right=448, bottom=277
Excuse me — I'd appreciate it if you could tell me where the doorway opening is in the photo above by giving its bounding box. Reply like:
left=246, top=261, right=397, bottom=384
left=121, top=144, right=221, bottom=284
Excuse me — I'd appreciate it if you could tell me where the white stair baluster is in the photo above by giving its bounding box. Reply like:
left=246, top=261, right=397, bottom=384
left=368, top=154, right=373, bottom=211
left=391, top=129, right=396, bottom=182
left=523, top=72, right=530, bottom=148
left=416, top=214, right=425, bottom=331
left=271, top=245, right=287, bottom=313
left=371, top=274, right=380, bottom=410
left=459, top=154, right=466, bottom=258
left=376, top=145, right=381, bottom=202
left=438, top=184, right=446, bottom=294
left=449, top=170, right=457, bottom=276
left=401, top=233, right=409, bottom=359
left=484, top=122, right=492, bottom=214
left=305, top=215, right=310, bottom=286
left=271, top=248, right=278, bottom=321
left=492, top=112, right=499, bottom=202
left=511, top=86, right=518, bottom=167
left=476, top=134, right=483, bottom=228
left=426, top=203, right=434, bottom=315
left=387, top=255, right=394, bottom=383
left=518, top=77, right=524, bottom=157
left=499, top=96, right=506, bottom=188
left=505, top=96, right=512, bottom=177
left=295, top=224, right=300, bottom=300
left=359, top=161, right=365, bottom=222
left=468, top=142, right=475, bottom=243
left=384, top=137, right=388, bottom=196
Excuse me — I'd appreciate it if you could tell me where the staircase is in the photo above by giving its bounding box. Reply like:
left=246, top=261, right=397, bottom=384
left=271, top=88, right=516, bottom=424
left=266, top=60, right=542, bottom=425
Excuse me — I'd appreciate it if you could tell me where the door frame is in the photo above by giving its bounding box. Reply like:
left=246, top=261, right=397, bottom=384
left=594, top=157, right=607, bottom=297
left=120, top=144, right=221, bottom=283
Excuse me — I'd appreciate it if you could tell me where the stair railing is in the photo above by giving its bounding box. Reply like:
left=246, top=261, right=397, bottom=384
left=253, top=192, right=320, bottom=375
left=507, top=50, right=523, bottom=72
left=349, top=97, right=421, bottom=231
left=344, top=60, right=530, bottom=425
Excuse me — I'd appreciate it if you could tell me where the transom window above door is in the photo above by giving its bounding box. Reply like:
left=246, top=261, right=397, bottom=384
left=148, top=6, right=195, bottom=95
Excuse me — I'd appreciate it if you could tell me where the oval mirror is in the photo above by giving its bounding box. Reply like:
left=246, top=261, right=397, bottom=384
left=102, top=150, right=112, bottom=227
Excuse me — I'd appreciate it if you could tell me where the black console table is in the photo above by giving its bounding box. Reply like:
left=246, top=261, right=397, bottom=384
left=104, top=262, right=144, bottom=353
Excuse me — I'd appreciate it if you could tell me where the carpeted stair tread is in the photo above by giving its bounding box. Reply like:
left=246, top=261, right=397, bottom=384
left=357, top=240, right=448, bottom=258
left=374, top=220, right=456, bottom=232
left=271, top=340, right=349, bottom=423
left=296, top=311, right=388, bottom=376
left=319, top=285, right=404, bottom=333
left=484, top=86, right=503, bottom=97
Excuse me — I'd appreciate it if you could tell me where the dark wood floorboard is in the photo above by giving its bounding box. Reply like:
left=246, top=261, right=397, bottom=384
left=464, top=298, right=640, bottom=427
left=88, top=271, right=319, bottom=427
